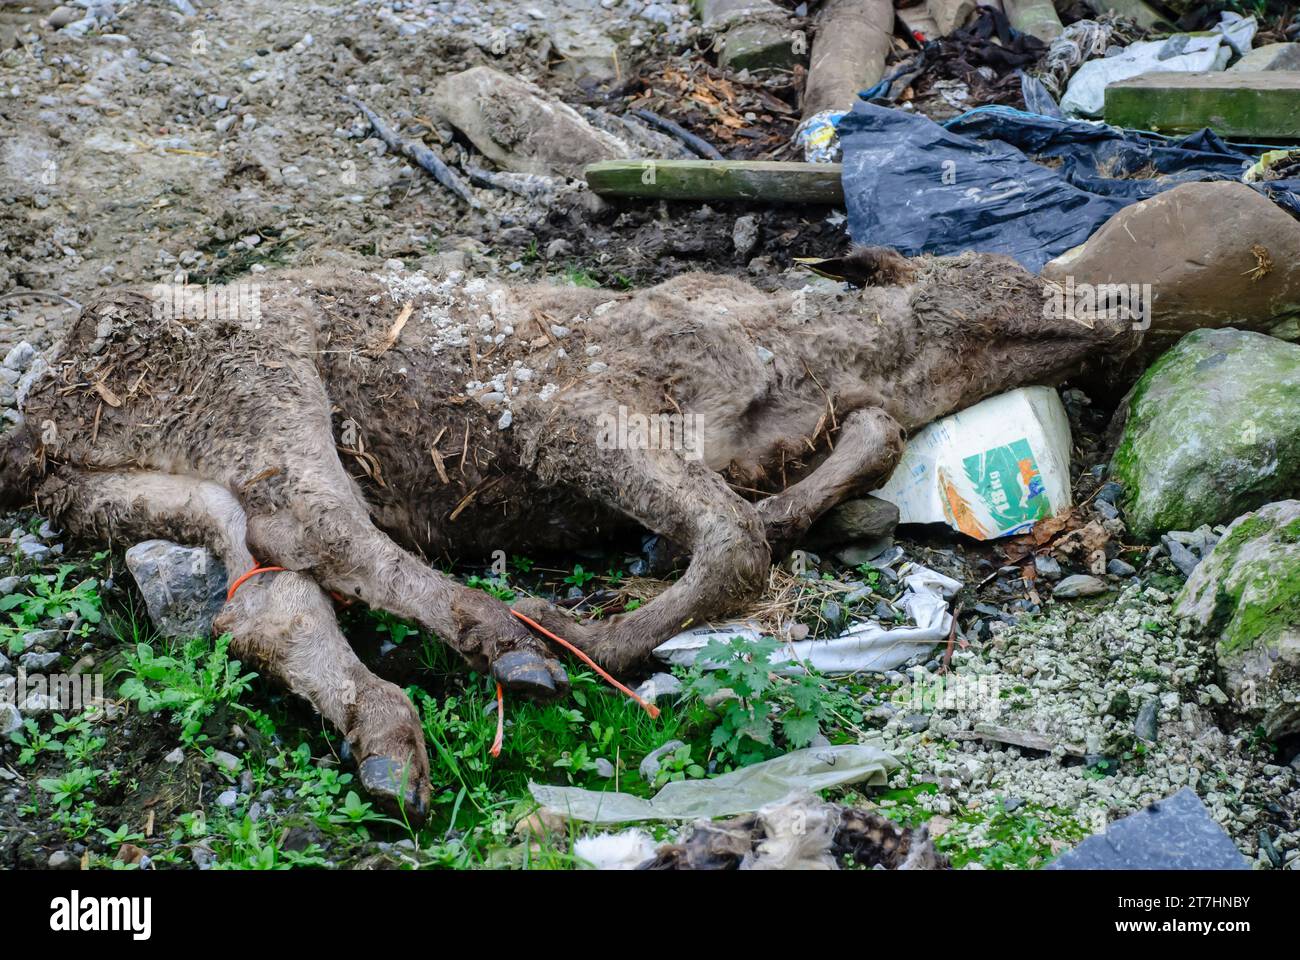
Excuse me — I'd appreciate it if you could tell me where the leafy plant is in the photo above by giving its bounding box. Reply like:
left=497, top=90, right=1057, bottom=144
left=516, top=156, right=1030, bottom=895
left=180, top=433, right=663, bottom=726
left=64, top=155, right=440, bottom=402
left=118, top=634, right=268, bottom=745
left=371, top=610, right=418, bottom=646
left=0, top=566, right=101, bottom=653
left=687, top=635, right=842, bottom=768
left=465, top=574, right=515, bottom=602
left=652, top=743, right=706, bottom=789
left=39, top=766, right=102, bottom=807
left=563, top=565, right=596, bottom=590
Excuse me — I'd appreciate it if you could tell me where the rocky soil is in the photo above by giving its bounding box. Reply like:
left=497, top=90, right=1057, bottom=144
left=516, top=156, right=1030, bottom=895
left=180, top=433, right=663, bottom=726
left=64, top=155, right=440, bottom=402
left=0, top=0, right=1296, bottom=870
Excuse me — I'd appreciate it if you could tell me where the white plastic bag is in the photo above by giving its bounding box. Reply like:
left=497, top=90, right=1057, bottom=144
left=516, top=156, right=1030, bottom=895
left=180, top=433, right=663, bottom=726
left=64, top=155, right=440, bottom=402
left=1060, top=13, right=1258, bottom=118
left=653, top=562, right=961, bottom=674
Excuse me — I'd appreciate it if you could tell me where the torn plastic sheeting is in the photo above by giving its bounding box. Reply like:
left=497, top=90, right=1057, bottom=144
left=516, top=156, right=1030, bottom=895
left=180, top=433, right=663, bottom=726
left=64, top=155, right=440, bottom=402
left=838, top=101, right=1300, bottom=271
left=1059, top=13, right=1257, bottom=118
left=838, top=100, right=1130, bottom=272
left=653, top=562, right=960, bottom=674
left=529, top=743, right=899, bottom=824
left=944, top=106, right=1300, bottom=217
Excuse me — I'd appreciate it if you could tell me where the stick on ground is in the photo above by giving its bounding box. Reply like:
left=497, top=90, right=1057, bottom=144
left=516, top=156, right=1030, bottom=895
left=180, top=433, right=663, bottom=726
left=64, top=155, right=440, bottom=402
left=344, top=97, right=480, bottom=208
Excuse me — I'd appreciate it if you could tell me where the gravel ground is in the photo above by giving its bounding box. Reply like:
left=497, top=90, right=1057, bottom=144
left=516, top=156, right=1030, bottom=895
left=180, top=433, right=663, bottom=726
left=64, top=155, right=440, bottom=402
left=1, top=0, right=1295, bottom=870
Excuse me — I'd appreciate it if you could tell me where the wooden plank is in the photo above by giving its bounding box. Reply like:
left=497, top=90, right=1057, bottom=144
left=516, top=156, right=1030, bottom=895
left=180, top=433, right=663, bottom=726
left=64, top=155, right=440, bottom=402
left=585, top=159, right=845, bottom=203
left=1103, top=71, right=1300, bottom=139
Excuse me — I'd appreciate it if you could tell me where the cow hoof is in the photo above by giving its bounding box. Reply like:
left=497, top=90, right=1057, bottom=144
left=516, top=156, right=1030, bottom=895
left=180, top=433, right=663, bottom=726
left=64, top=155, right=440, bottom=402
left=359, top=755, right=428, bottom=826
left=493, top=648, right=569, bottom=701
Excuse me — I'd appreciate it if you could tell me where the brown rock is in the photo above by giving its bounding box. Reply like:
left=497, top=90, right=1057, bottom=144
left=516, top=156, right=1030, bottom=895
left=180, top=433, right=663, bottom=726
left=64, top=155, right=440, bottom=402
left=1043, top=181, right=1300, bottom=341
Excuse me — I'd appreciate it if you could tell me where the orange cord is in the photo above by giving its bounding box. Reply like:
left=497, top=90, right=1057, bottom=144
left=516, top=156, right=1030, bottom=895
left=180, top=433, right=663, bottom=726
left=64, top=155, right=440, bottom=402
left=226, top=564, right=287, bottom=602
left=490, top=682, right=504, bottom=758
left=227, top=563, right=353, bottom=606
left=509, top=608, right=660, bottom=719
left=227, top=565, right=657, bottom=761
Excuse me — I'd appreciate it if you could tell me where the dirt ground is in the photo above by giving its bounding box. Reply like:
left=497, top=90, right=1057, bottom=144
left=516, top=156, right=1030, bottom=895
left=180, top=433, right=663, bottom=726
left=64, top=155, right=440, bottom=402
left=0, top=0, right=846, bottom=357
left=1, top=0, right=1296, bottom=871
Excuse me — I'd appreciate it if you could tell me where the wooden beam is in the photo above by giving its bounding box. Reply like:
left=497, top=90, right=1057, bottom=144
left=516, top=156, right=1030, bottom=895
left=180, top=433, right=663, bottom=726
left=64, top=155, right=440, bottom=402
left=585, top=159, right=845, bottom=203
left=1103, top=71, right=1300, bottom=139
left=802, top=0, right=894, bottom=120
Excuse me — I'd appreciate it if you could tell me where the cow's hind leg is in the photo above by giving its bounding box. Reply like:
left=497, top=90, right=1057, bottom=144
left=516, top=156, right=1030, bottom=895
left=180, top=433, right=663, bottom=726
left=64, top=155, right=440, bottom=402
left=38, top=469, right=431, bottom=822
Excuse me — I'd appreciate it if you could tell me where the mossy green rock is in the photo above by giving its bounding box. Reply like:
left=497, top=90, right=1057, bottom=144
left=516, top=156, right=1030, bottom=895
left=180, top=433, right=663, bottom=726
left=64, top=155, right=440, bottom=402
left=1112, top=328, right=1300, bottom=541
left=1176, top=500, right=1300, bottom=739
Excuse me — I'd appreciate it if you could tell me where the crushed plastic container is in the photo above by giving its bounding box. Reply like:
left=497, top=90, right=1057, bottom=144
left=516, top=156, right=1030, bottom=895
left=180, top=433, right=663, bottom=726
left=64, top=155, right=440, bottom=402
left=871, top=386, right=1073, bottom=540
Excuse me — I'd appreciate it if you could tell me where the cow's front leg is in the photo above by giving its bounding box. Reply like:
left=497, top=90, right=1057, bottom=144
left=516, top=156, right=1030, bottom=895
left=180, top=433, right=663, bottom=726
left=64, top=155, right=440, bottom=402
left=756, top=406, right=904, bottom=556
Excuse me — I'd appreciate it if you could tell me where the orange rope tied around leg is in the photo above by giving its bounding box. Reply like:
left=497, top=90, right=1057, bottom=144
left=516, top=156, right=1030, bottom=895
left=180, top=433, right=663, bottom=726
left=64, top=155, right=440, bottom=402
left=227, top=564, right=353, bottom=606
left=226, top=565, right=287, bottom=602
left=490, top=682, right=504, bottom=758
left=509, top=608, right=660, bottom=719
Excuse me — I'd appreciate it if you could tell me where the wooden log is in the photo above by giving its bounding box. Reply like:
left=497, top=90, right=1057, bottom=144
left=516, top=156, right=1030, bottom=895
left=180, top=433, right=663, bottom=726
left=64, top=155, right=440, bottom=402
left=802, top=0, right=894, bottom=120
left=1002, top=0, right=1063, bottom=42
left=1103, top=71, right=1300, bottom=139
left=585, top=159, right=845, bottom=203
left=926, top=0, right=975, bottom=36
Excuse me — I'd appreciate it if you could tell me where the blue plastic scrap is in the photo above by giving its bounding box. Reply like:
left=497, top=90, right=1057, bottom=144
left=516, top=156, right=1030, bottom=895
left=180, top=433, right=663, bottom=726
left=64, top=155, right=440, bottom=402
left=838, top=101, right=1300, bottom=272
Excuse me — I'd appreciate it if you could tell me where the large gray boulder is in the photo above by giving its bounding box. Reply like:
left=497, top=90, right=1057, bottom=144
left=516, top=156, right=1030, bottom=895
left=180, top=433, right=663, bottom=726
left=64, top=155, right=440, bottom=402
left=125, top=540, right=228, bottom=639
left=1175, top=500, right=1300, bottom=740
left=1111, top=328, right=1300, bottom=541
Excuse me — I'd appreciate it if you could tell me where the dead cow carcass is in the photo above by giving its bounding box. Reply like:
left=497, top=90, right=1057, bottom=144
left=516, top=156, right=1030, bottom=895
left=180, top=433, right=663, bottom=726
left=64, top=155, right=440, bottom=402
left=0, top=249, right=1146, bottom=818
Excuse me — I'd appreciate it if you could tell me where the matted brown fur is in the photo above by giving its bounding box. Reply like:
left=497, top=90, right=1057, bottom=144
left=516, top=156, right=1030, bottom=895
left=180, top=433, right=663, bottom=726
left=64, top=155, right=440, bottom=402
left=0, top=250, right=1144, bottom=816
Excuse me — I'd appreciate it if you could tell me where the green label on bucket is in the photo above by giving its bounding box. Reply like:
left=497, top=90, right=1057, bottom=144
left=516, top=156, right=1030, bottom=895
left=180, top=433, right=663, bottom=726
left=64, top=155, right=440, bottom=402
left=962, top=439, right=1051, bottom=533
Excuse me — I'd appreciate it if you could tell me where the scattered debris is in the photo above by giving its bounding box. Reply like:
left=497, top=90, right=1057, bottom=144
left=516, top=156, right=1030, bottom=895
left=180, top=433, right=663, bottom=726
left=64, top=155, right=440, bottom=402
left=642, top=795, right=948, bottom=869
left=345, top=97, right=479, bottom=208
left=655, top=562, right=960, bottom=673
left=1060, top=12, right=1257, bottom=117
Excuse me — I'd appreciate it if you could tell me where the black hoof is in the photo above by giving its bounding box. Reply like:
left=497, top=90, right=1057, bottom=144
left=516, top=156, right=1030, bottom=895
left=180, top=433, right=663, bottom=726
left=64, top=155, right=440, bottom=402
left=359, top=755, right=428, bottom=826
left=493, top=649, right=569, bottom=701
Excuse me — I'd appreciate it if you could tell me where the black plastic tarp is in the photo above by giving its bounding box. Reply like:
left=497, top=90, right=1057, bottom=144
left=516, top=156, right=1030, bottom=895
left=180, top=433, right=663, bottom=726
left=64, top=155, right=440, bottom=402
left=838, top=102, right=1300, bottom=272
